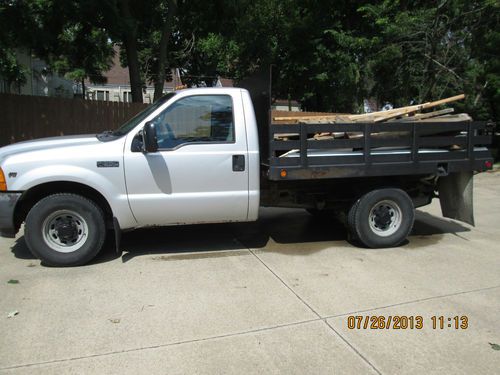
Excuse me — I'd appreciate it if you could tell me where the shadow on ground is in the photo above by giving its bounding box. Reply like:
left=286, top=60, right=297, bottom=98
left=10, top=208, right=471, bottom=265
left=10, top=237, right=36, bottom=260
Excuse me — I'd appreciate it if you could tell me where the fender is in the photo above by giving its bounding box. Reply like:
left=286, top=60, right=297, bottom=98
left=11, top=165, right=137, bottom=229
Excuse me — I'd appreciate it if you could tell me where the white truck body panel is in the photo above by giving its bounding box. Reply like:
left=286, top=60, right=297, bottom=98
left=241, top=89, right=260, bottom=221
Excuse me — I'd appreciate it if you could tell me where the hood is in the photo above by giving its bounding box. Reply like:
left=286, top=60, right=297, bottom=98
left=0, top=134, right=101, bottom=161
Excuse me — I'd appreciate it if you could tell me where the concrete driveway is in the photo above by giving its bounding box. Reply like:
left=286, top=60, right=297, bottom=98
left=1, top=171, right=499, bottom=374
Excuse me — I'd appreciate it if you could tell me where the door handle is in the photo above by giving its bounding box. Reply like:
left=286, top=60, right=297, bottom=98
left=232, top=155, right=245, bottom=172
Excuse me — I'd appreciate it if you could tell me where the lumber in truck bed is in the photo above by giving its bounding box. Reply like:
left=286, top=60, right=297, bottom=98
left=265, top=121, right=493, bottom=180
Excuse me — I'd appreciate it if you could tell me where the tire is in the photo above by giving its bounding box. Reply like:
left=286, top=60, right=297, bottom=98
left=349, top=188, right=414, bottom=248
left=24, top=194, right=106, bottom=266
left=347, top=199, right=361, bottom=241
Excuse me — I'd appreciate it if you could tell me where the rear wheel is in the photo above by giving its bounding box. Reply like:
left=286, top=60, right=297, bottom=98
left=347, top=199, right=361, bottom=241
left=24, top=194, right=106, bottom=266
left=348, top=188, right=414, bottom=248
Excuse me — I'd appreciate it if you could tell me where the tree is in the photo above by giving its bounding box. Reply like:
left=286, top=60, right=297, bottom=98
left=360, top=0, right=499, bottom=120
left=0, top=43, right=28, bottom=94
left=153, top=0, right=178, bottom=101
left=1, top=0, right=498, bottom=122
left=0, top=0, right=114, bottom=97
left=180, top=0, right=373, bottom=112
left=179, top=0, right=498, bottom=122
left=97, top=0, right=180, bottom=102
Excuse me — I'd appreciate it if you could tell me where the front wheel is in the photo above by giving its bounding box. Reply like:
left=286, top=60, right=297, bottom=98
left=348, top=188, right=414, bottom=248
left=24, top=194, right=106, bottom=266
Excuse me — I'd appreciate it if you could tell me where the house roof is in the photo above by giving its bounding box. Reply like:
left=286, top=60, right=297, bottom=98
left=86, top=47, right=177, bottom=87
left=87, top=46, right=233, bottom=88
left=103, top=49, right=131, bottom=85
left=219, top=78, right=233, bottom=87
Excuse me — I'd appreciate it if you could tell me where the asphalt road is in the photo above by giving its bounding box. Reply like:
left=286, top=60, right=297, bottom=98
left=1, top=171, right=499, bottom=374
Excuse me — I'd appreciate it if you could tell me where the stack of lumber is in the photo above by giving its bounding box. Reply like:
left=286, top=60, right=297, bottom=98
left=272, top=94, right=467, bottom=124
left=272, top=94, right=471, bottom=149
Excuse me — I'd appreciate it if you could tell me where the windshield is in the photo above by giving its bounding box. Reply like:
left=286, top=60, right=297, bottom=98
left=113, top=93, right=177, bottom=136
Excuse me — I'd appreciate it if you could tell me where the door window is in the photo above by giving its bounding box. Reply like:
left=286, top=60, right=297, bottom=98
left=152, top=95, right=234, bottom=149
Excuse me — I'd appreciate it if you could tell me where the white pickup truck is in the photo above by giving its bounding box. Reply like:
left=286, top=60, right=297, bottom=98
left=0, top=87, right=493, bottom=266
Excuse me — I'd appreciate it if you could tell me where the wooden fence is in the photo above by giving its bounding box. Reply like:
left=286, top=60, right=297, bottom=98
left=0, top=94, right=148, bottom=146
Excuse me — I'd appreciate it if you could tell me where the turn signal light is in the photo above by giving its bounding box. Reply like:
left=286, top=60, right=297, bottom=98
left=280, top=169, right=287, bottom=178
left=0, top=168, right=7, bottom=191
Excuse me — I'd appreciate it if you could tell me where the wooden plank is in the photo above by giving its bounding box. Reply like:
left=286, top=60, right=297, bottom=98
left=372, top=106, right=423, bottom=122
left=348, top=104, right=426, bottom=120
left=400, top=108, right=455, bottom=121
left=422, top=94, right=465, bottom=109
left=273, top=114, right=342, bottom=122
left=419, top=114, right=472, bottom=122
left=273, top=94, right=465, bottom=124
left=350, top=94, right=465, bottom=121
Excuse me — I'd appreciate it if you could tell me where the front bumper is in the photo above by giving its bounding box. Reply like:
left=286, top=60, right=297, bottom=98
left=0, top=192, right=22, bottom=238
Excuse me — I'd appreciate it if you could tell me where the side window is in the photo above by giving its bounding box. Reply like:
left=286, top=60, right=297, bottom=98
left=152, top=95, right=234, bottom=149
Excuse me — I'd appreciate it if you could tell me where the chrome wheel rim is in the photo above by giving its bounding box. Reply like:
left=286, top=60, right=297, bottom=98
left=368, top=200, right=402, bottom=237
left=42, top=210, right=88, bottom=253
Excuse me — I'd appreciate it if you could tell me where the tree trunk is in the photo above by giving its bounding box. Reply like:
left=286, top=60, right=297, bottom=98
left=81, top=78, right=86, bottom=99
left=153, top=0, right=178, bottom=102
left=123, top=34, right=143, bottom=103
left=118, top=0, right=143, bottom=103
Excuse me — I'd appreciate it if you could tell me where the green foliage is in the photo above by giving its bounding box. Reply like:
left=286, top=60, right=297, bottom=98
left=360, top=0, right=499, bottom=120
left=0, top=0, right=114, bottom=87
left=180, top=0, right=498, bottom=120
left=0, top=48, right=28, bottom=89
left=0, top=3, right=28, bottom=90
left=0, top=0, right=498, bottom=121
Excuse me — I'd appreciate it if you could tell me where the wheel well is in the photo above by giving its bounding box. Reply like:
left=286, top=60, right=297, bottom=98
left=14, top=181, right=114, bottom=230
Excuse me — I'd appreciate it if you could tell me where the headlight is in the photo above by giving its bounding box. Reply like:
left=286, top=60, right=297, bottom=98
left=0, top=167, right=7, bottom=191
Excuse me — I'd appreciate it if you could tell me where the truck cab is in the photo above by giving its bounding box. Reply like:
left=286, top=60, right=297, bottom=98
left=121, top=88, right=260, bottom=226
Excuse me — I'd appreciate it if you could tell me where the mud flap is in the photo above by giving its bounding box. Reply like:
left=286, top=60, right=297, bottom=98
left=113, top=217, right=122, bottom=256
left=438, top=171, right=474, bottom=226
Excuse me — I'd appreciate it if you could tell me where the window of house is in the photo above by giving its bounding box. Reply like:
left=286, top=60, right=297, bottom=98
left=152, top=95, right=234, bottom=149
left=96, top=90, right=109, bottom=101
left=123, top=91, right=132, bottom=103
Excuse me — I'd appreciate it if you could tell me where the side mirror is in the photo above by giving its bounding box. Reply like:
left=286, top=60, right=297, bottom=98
left=143, top=121, right=158, bottom=153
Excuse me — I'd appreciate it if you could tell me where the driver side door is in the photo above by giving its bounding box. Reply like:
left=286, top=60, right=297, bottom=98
left=124, top=92, right=250, bottom=226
